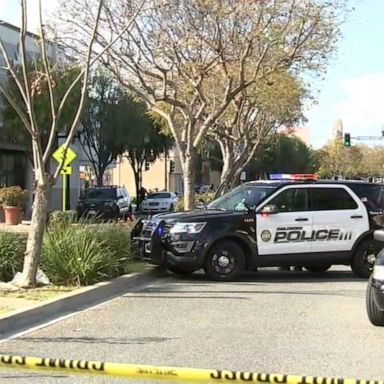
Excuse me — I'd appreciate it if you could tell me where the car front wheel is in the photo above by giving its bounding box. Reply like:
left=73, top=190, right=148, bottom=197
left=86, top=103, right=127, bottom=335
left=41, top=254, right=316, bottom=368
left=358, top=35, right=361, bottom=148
left=351, top=238, right=382, bottom=278
left=204, top=240, right=245, bottom=281
left=366, top=276, right=384, bottom=326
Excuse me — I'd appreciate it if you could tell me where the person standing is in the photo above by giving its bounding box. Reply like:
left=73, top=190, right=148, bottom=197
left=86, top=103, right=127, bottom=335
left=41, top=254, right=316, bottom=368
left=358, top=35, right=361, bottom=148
left=139, top=186, right=148, bottom=211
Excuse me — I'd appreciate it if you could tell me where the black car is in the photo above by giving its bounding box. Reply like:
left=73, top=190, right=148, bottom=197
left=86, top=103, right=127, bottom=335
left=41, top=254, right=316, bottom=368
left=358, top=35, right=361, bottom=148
left=131, top=177, right=384, bottom=280
left=366, top=229, right=384, bottom=326
left=77, top=186, right=131, bottom=220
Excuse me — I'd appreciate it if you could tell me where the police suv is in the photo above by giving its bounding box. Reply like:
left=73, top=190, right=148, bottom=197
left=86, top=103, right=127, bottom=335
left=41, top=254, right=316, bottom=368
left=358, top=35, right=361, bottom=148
left=131, top=174, right=384, bottom=280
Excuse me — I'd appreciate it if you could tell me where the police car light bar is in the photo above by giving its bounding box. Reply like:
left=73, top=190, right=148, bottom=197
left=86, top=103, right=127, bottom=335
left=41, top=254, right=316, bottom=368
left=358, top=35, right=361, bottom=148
left=269, top=173, right=317, bottom=181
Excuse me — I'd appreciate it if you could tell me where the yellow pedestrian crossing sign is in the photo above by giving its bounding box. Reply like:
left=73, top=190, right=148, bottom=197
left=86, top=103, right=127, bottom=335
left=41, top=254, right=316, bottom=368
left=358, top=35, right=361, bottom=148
left=53, top=144, right=76, bottom=212
left=60, top=166, right=72, bottom=175
left=53, top=144, right=77, bottom=166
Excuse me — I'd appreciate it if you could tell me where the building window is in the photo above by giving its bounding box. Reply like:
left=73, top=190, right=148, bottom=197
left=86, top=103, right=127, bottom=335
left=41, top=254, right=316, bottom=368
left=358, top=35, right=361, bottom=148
left=0, top=151, right=26, bottom=188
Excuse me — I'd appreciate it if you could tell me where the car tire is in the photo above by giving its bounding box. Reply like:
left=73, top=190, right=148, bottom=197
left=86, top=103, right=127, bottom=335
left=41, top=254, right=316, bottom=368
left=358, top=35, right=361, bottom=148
left=169, top=204, right=174, bottom=212
left=204, top=240, right=245, bottom=281
left=304, top=264, right=331, bottom=273
left=351, top=238, right=382, bottom=278
left=366, top=276, right=384, bottom=326
left=168, top=267, right=195, bottom=275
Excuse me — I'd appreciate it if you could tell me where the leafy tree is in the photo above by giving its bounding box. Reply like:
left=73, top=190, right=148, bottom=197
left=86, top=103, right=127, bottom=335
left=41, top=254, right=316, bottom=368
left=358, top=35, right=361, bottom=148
left=1, top=63, right=82, bottom=160
left=248, top=133, right=316, bottom=178
left=359, top=145, right=384, bottom=178
left=0, top=0, right=138, bottom=287
left=120, top=102, right=173, bottom=200
left=79, top=71, right=125, bottom=186
left=210, top=70, right=306, bottom=193
left=315, top=140, right=364, bottom=179
left=56, top=0, right=345, bottom=209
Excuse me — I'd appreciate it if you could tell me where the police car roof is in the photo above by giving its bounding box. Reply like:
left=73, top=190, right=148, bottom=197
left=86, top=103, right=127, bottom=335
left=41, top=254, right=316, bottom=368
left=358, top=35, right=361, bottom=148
left=244, top=179, right=381, bottom=187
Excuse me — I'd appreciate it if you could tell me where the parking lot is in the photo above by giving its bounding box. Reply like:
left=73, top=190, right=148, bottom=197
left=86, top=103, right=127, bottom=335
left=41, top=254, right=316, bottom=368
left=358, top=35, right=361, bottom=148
left=0, top=266, right=382, bottom=383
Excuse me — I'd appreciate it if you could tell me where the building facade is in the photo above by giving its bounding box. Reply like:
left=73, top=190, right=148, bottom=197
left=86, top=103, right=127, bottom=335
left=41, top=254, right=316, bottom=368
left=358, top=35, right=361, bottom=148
left=113, top=147, right=221, bottom=197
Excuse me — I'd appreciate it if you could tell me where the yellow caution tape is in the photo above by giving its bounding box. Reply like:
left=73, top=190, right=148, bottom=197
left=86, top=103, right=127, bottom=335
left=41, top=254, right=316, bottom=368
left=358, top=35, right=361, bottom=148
left=0, top=353, right=383, bottom=384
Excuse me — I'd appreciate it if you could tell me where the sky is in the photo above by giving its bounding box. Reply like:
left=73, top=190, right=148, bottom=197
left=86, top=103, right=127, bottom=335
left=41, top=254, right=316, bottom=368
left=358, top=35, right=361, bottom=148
left=0, top=0, right=383, bottom=148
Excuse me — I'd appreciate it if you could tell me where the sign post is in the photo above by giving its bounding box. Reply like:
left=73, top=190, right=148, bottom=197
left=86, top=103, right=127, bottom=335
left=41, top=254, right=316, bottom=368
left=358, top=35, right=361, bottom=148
left=52, top=145, right=77, bottom=212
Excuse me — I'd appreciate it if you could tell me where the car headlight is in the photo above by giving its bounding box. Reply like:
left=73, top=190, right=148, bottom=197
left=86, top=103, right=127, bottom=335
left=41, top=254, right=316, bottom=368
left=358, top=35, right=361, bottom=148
left=373, top=265, right=384, bottom=281
left=160, top=201, right=168, bottom=206
left=169, top=222, right=207, bottom=234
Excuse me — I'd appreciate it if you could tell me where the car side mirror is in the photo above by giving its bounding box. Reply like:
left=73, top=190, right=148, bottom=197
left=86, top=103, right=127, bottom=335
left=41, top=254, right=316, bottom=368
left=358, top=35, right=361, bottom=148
left=196, top=199, right=207, bottom=210
left=260, top=204, right=279, bottom=215
left=374, top=230, right=384, bottom=242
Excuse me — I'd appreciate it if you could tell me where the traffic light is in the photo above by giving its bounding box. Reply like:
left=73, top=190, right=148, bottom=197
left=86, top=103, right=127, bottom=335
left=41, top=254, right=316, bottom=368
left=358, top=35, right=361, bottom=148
left=145, top=161, right=150, bottom=171
left=169, top=160, right=175, bottom=173
left=344, top=133, right=351, bottom=147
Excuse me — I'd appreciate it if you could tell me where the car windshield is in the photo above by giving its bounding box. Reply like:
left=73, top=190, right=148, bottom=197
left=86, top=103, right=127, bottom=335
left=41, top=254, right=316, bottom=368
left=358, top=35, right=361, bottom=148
left=83, top=189, right=116, bottom=200
left=147, top=193, right=171, bottom=199
left=208, top=185, right=276, bottom=211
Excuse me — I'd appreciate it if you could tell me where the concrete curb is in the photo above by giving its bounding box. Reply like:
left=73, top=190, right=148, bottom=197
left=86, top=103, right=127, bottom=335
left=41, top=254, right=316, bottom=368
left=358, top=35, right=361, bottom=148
left=0, top=267, right=165, bottom=339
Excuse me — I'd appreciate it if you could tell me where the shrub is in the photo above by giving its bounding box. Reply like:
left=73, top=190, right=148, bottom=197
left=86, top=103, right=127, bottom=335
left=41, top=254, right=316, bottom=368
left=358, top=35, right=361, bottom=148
left=0, top=186, right=27, bottom=208
left=41, top=223, right=131, bottom=286
left=176, top=191, right=216, bottom=211
left=91, top=223, right=131, bottom=274
left=0, top=232, right=27, bottom=281
left=48, top=210, right=77, bottom=226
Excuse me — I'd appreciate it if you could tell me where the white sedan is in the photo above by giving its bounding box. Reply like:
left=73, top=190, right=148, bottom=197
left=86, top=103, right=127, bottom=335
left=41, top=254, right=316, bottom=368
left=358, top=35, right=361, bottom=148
left=141, top=192, right=178, bottom=213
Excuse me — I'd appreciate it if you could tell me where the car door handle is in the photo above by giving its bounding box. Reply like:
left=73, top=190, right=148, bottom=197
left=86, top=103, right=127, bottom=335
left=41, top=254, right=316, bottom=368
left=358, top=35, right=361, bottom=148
left=351, top=215, right=363, bottom=219
left=295, top=218, right=309, bottom=222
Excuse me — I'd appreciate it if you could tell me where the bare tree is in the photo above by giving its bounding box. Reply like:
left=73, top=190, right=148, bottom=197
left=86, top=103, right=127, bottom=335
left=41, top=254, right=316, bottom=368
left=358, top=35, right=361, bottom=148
left=56, top=0, right=345, bottom=209
left=211, top=70, right=306, bottom=193
left=0, top=0, right=140, bottom=287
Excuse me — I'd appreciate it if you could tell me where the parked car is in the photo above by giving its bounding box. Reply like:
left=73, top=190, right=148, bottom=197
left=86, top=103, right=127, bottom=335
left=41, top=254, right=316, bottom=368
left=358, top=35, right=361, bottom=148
left=77, top=186, right=131, bottom=220
left=141, top=192, right=178, bottom=214
left=366, top=229, right=384, bottom=326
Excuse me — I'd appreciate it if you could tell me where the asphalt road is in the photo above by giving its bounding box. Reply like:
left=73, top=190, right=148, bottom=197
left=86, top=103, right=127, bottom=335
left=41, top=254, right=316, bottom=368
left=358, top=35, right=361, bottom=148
left=0, top=266, right=383, bottom=383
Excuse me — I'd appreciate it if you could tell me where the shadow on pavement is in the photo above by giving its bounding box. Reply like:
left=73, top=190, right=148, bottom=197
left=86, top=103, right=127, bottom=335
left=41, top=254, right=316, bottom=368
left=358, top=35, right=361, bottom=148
left=161, top=269, right=366, bottom=284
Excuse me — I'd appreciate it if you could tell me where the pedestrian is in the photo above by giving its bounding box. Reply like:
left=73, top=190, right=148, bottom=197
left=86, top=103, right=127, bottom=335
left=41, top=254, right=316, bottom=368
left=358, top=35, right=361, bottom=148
left=139, top=186, right=148, bottom=211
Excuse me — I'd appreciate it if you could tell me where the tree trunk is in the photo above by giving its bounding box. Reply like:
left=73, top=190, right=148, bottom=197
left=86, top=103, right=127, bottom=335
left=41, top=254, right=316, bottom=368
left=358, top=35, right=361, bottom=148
left=183, top=153, right=194, bottom=210
left=219, top=150, right=234, bottom=195
left=134, top=168, right=140, bottom=204
left=96, top=167, right=105, bottom=186
left=17, top=183, right=51, bottom=288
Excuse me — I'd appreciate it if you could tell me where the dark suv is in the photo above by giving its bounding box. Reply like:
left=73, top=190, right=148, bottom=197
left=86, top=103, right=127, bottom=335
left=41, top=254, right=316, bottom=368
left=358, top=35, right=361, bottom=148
left=77, top=186, right=131, bottom=220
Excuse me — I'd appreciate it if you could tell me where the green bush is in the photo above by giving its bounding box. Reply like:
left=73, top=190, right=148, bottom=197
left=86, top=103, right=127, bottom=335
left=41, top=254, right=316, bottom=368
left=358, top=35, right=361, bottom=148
left=176, top=191, right=216, bottom=211
left=0, top=232, right=27, bottom=281
left=41, top=223, right=131, bottom=286
left=94, top=224, right=131, bottom=274
left=48, top=210, right=77, bottom=226
left=0, top=186, right=27, bottom=208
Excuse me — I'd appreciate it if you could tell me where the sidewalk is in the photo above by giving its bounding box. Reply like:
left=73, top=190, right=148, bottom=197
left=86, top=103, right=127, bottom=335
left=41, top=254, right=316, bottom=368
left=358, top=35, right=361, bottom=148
left=0, top=285, right=76, bottom=314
